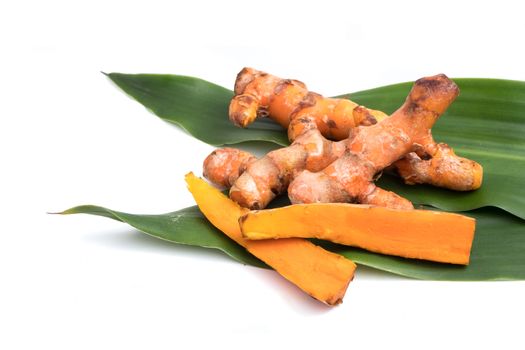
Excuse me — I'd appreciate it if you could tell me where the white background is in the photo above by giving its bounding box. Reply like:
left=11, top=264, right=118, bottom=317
left=2, top=1, right=525, bottom=349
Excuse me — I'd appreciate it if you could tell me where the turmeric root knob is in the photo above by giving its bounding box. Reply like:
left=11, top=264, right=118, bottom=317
left=394, top=143, right=483, bottom=191
left=203, top=148, right=256, bottom=188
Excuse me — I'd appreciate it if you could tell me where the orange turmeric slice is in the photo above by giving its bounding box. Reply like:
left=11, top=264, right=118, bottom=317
left=185, top=172, right=356, bottom=305
left=240, top=204, right=476, bottom=265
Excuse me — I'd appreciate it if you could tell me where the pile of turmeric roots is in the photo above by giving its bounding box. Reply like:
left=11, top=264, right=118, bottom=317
left=204, top=68, right=482, bottom=211
left=187, top=68, right=482, bottom=305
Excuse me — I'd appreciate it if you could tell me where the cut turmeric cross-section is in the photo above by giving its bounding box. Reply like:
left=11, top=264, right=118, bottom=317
left=185, top=172, right=356, bottom=305
left=240, top=204, right=476, bottom=265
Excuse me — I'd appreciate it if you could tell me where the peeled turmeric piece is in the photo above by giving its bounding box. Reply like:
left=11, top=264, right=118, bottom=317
left=229, top=67, right=483, bottom=192
left=240, top=204, right=476, bottom=265
left=185, top=172, right=356, bottom=305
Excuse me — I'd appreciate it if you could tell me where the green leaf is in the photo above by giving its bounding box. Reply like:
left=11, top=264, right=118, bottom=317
left=60, top=205, right=267, bottom=268
left=107, top=73, right=288, bottom=146
left=62, top=205, right=525, bottom=280
left=107, top=73, right=525, bottom=219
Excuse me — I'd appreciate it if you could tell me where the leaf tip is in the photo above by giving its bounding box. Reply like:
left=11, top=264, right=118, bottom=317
left=48, top=209, right=72, bottom=215
left=48, top=205, right=93, bottom=215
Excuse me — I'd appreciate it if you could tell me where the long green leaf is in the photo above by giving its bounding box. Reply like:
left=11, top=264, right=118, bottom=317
left=107, top=73, right=525, bottom=219
left=62, top=205, right=525, bottom=280
left=107, top=73, right=288, bottom=145
left=61, top=205, right=267, bottom=268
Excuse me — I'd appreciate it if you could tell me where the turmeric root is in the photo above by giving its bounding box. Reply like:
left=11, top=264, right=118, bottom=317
left=230, top=67, right=386, bottom=139
left=230, top=67, right=483, bottom=192
left=205, top=116, right=347, bottom=209
left=185, top=172, right=356, bottom=305
left=205, top=74, right=460, bottom=210
left=240, top=203, right=476, bottom=265
left=288, top=74, right=459, bottom=207
left=205, top=108, right=414, bottom=209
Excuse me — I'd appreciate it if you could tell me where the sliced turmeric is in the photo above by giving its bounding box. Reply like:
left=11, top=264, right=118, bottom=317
left=240, top=203, right=476, bottom=265
left=185, top=172, right=356, bottom=305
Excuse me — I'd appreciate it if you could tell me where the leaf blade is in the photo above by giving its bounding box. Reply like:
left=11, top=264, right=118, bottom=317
left=60, top=205, right=267, bottom=268
left=62, top=205, right=525, bottom=281
left=107, top=73, right=288, bottom=146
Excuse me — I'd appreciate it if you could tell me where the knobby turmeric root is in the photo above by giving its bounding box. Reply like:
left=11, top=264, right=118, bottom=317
left=288, top=74, right=460, bottom=207
left=205, top=74, right=465, bottom=210
left=230, top=68, right=386, bottom=138
left=207, top=116, right=347, bottom=209
left=240, top=203, right=476, bottom=265
left=230, top=67, right=483, bottom=192
left=185, top=172, right=356, bottom=305
left=203, top=148, right=257, bottom=188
